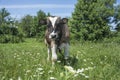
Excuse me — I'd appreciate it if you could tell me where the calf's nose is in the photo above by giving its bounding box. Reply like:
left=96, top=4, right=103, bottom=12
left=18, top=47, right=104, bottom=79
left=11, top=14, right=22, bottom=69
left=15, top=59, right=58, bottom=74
left=51, top=35, right=56, bottom=38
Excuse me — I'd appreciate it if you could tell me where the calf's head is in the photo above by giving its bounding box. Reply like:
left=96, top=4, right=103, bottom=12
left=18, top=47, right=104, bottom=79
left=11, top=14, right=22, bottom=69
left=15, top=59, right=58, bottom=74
left=39, top=16, right=68, bottom=40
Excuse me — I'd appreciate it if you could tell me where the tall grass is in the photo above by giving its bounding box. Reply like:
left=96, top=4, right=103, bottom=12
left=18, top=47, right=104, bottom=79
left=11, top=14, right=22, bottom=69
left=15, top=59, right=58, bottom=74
left=0, top=38, right=120, bottom=80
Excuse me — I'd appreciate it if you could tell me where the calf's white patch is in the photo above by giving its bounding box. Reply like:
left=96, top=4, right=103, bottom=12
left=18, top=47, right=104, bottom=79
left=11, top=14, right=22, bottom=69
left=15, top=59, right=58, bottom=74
left=48, top=17, right=58, bottom=28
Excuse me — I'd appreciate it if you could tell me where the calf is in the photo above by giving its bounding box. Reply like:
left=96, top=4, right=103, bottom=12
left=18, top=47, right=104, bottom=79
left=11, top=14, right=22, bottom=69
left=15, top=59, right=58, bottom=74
left=39, top=16, right=70, bottom=65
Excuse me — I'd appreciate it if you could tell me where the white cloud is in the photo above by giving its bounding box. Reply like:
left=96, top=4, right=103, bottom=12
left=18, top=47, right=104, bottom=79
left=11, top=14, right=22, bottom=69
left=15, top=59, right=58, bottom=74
left=0, top=4, right=74, bottom=9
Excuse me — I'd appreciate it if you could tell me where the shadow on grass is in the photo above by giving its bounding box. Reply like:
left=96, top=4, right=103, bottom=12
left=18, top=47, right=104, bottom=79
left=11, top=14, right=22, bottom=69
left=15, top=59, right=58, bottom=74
left=57, top=54, right=78, bottom=67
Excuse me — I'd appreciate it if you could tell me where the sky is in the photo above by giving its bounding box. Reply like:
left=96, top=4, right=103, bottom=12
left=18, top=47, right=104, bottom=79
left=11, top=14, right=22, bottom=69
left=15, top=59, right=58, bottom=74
left=0, top=0, right=120, bottom=20
left=0, top=0, right=77, bottom=19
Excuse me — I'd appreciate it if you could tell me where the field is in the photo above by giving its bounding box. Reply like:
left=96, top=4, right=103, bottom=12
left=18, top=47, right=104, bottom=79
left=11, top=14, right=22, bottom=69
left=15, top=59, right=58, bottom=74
left=0, top=38, right=120, bottom=80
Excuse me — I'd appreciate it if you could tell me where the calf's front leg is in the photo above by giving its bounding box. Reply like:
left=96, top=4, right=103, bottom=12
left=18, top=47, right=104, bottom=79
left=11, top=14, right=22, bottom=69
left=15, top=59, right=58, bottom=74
left=51, top=44, right=57, bottom=65
left=47, top=46, right=51, bottom=61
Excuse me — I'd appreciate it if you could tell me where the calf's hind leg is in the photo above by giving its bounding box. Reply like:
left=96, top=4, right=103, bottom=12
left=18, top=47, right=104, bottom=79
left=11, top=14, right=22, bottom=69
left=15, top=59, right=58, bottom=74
left=64, top=43, right=69, bottom=59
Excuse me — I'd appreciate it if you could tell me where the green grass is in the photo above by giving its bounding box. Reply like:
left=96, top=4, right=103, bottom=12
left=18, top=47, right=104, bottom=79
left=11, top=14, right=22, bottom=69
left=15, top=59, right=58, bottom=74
left=0, top=38, right=120, bottom=80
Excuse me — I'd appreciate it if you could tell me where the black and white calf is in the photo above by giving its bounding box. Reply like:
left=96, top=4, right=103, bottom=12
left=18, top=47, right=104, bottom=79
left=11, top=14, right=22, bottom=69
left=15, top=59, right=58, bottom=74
left=39, top=16, right=70, bottom=65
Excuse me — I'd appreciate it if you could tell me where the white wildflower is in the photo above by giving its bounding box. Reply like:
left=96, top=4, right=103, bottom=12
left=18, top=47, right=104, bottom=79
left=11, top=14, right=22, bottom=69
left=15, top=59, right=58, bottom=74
left=76, top=56, right=79, bottom=59
left=39, top=71, right=44, bottom=75
left=69, top=69, right=76, bottom=74
left=76, top=68, right=84, bottom=73
left=77, top=51, right=81, bottom=53
left=18, top=76, right=22, bottom=80
left=64, top=66, right=76, bottom=74
left=80, top=73, right=86, bottom=76
left=26, top=70, right=31, bottom=73
left=87, top=67, right=93, bottom=70
left=48, top=70, right=53, bottom=74
left=85, top=68, right=89, bottom=70
left=64, top=66, right=73, bottom=70
left=60, top=72, right=64, bottom=77
left=83, top=59, right=86, bottom=62
left=85, top=75, right=89, bottom=78
left=100, top=61, right=103, bottom=64
left=37, top=68, right=43, bottom=71
left=93, top=66, right=96, bottom=68
left=38, top=64, right=42, bottom=67
left=37, top=53, right=40, bottom=55
left=90, top=62, right=94, bottom=65
left=81, top=54, right=83, bottom=56
left=49, top=77, right=56, bottom=80
left=14, top=55, right=16, bottom=58
left=18, top=64, right=22, bottom=67
left=34, top=65, right=37, bottom=67
left=33, top=75, right=37, bottom=77
left=74, top=74, right=78, bottom=77
left=9, top=78, right=13, bottom=80
left=85, top=67, right=94, bottom=71
left=1, top=76, right=5, bottom=80
left=57, top=60, right=61, bottom=63
left=90, top=47, right=93, bottom=48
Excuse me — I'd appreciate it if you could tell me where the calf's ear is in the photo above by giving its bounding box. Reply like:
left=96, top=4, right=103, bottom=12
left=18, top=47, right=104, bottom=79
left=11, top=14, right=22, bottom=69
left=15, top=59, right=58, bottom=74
left=61, top=18, right=68, bottom=24
left=39, top=19, right=47, bottom=25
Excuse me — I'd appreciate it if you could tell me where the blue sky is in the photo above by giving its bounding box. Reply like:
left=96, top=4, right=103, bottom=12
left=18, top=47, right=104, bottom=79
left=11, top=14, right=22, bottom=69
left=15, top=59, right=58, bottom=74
left=0, top=0, right=120, bottom=20
left=0, top=0, right=77, bottom=19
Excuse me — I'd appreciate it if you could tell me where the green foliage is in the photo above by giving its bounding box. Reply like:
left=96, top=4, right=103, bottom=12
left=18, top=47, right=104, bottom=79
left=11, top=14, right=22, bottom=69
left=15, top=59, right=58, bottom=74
left=0, top=8, right=48, bottom=43
left=0, top=8, right=10, bottom=24
left=114, top=5, right=120, bottom=31
left=0, top=8, right=24, bottom=43
left=0, top=34, right=24, bottom=43
left=20, top=15, right=35, bottom=37
left=0, top=26, right=24, bottom=43
left=70, top=0, right=116, bottom=41
left=19, top=10, right=47, bottom=41
left=36, top=10, right=47, bottom=41
left=0, top=26, right=18, bottom=35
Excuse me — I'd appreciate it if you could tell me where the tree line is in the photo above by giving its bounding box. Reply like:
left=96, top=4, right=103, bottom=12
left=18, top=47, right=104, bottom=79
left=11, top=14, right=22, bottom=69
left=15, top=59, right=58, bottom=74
left=0, top=0, right=120, bottom=43
left=0, top=8, right=49, bottom=43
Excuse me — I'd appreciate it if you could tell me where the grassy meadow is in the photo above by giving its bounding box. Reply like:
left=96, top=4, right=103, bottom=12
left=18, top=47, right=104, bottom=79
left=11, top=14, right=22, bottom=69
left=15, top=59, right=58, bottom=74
left=0, top=38, right=120, bottom=80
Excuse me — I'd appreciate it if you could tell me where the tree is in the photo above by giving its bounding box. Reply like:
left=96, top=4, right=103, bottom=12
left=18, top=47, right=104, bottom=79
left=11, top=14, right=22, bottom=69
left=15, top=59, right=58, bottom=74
left=19, top=10, right=47, bottom=39
left=47, top=12, right=51, bottom=17
left=0, top=8, right=24, bottom=43
left=0, top=8, right=10, bottom=32
left=0, top=8, right=10, bottom=24
left=36, top=10, right=47, bottom=40
left=114, top=5, right=120, bottom=31
left=70, top=0, right=116, bottom=41
left=0, top=8, right=10, bottom=34
left=20, top=15, right=35, bottom=37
